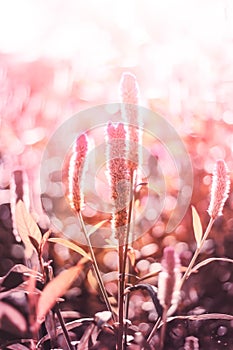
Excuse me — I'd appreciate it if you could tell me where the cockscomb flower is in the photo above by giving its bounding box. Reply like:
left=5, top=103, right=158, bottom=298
left=68, top=133, right=89, bottom=213
left=120, top=72, right=142, bottom=173
left=106, top=122, right=130, bottom=244
left=207, top=159, right=230, bottom=219
left=158, top=246, right=181, bottom=315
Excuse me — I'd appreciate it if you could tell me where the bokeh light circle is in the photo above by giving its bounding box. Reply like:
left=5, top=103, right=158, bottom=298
left=40, top=103, right=193, bottom=248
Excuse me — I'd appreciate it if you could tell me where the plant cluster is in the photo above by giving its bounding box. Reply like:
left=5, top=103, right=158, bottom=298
left=0, top=74, right=232, bottom=350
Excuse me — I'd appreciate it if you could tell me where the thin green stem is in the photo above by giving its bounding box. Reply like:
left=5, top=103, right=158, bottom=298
left=122, top=170, right=136, bottom=350
left=124, top=292, right=130, bottom=350
left=78, top=211, right=114, bottom=318
left=118, top=244, right=124, bottom=350
left=179, top=217, right=215, bottom=289
left=122, top=170, right=135, bottom=278
left=43, top=263, right=73, bottom=349
left=146, top=316, right=161, bottom=345
left=55, top=304, right=74, bottom=350
left=159, top=306, right=168, bottom=350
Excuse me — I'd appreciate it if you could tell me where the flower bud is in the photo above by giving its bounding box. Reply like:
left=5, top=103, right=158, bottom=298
left=68, top=133, right=89, bottom=213
left=158, top=246, right=181, bottom=315
left=208, top=159, right=230, bottom=219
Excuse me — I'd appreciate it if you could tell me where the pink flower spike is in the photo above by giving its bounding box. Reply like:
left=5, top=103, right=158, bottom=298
left=120, top=72, right=139, bottom=105
left=106, top=122, right=129, bottom=244
left=68, top=133, right=89, bottom=213
left=208, top=160, right=230, bottom=219
left=158, top=247, right=181, bottom=315
left=107, top=122, right=126, bottom=141
left=120, top=72, right=142, bottom=173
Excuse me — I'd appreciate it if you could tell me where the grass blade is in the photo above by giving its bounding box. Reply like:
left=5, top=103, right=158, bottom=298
left=37, top=259, right=85, bottom=324
left=191, top=206, right=203, bottom=248
left=15, top=200, right=42, bottom=258
left=48, top=237, right=91, bottom=261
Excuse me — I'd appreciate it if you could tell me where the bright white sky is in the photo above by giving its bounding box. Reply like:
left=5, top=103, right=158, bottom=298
left=0, top=0, right=233, bottom=123
left=0, top=0, right=232, bottom=61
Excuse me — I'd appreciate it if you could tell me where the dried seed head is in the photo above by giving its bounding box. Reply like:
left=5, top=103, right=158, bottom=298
left=207, top=159, right=230, bottom=219
left=106, top=122, right=130, bottom=244
left=158, top=246, right=181, bottom=315
left=68, top=133, right=89, bottom=213
left=120, top=72, right=142, bottom=173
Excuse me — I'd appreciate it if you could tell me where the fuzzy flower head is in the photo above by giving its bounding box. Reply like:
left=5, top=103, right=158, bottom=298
left=120, top=72, right=142, bottom=173
left=207, top=159, right=230, bottom=219
left=158, top=246, right=181, bottom=315
left=106, top=122, right=130, bottom=244
left=68, top=133, right=89, bottom=213
left=120, top=72, right=139, bottom=106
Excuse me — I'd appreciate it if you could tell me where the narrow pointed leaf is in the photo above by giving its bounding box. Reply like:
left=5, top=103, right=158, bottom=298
left=165, top=313, right=233, bottom=326
left=5, top=344, right=30, bottom=350
left=137, top=266, right=162, bottom=282
left=88, top=220, right=108, bottom=236
left=127, top=247, right=136, bottom=267
left=40, top=229, right=52, bottom=254
left=37, top=318, right=94, bottom=347
left=0, top=264, right=42, bottom=292
left=0, top=284, right=41, bottom=300
left=190, top=257, right=233, bottom=275
left=37, top=261, right=84, bottom=324
left=15, top=200, right=42, bottom=258
left=191, top=206, right=203, bottom=248
left=48, top=238, right=91, bottom=261
left=29, top=235, right=40, bottom=254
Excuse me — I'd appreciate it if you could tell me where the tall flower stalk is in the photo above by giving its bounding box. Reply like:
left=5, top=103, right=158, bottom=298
left=106, top=122, right=130, bottom=350
left=207, top=159, right=230, bottom=219
left=106, top=122, right=129, bottom=245
left=118, top=73, right=142, bottom=348
left=158, top=247, right=181, bottom=349
left=68, top=133, right=112, bottom=315
left=158, top=247, right=181, bottom=316
left=120, top=72, right=142, bottom=249
left=180, top=159, right=230, bottom=287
